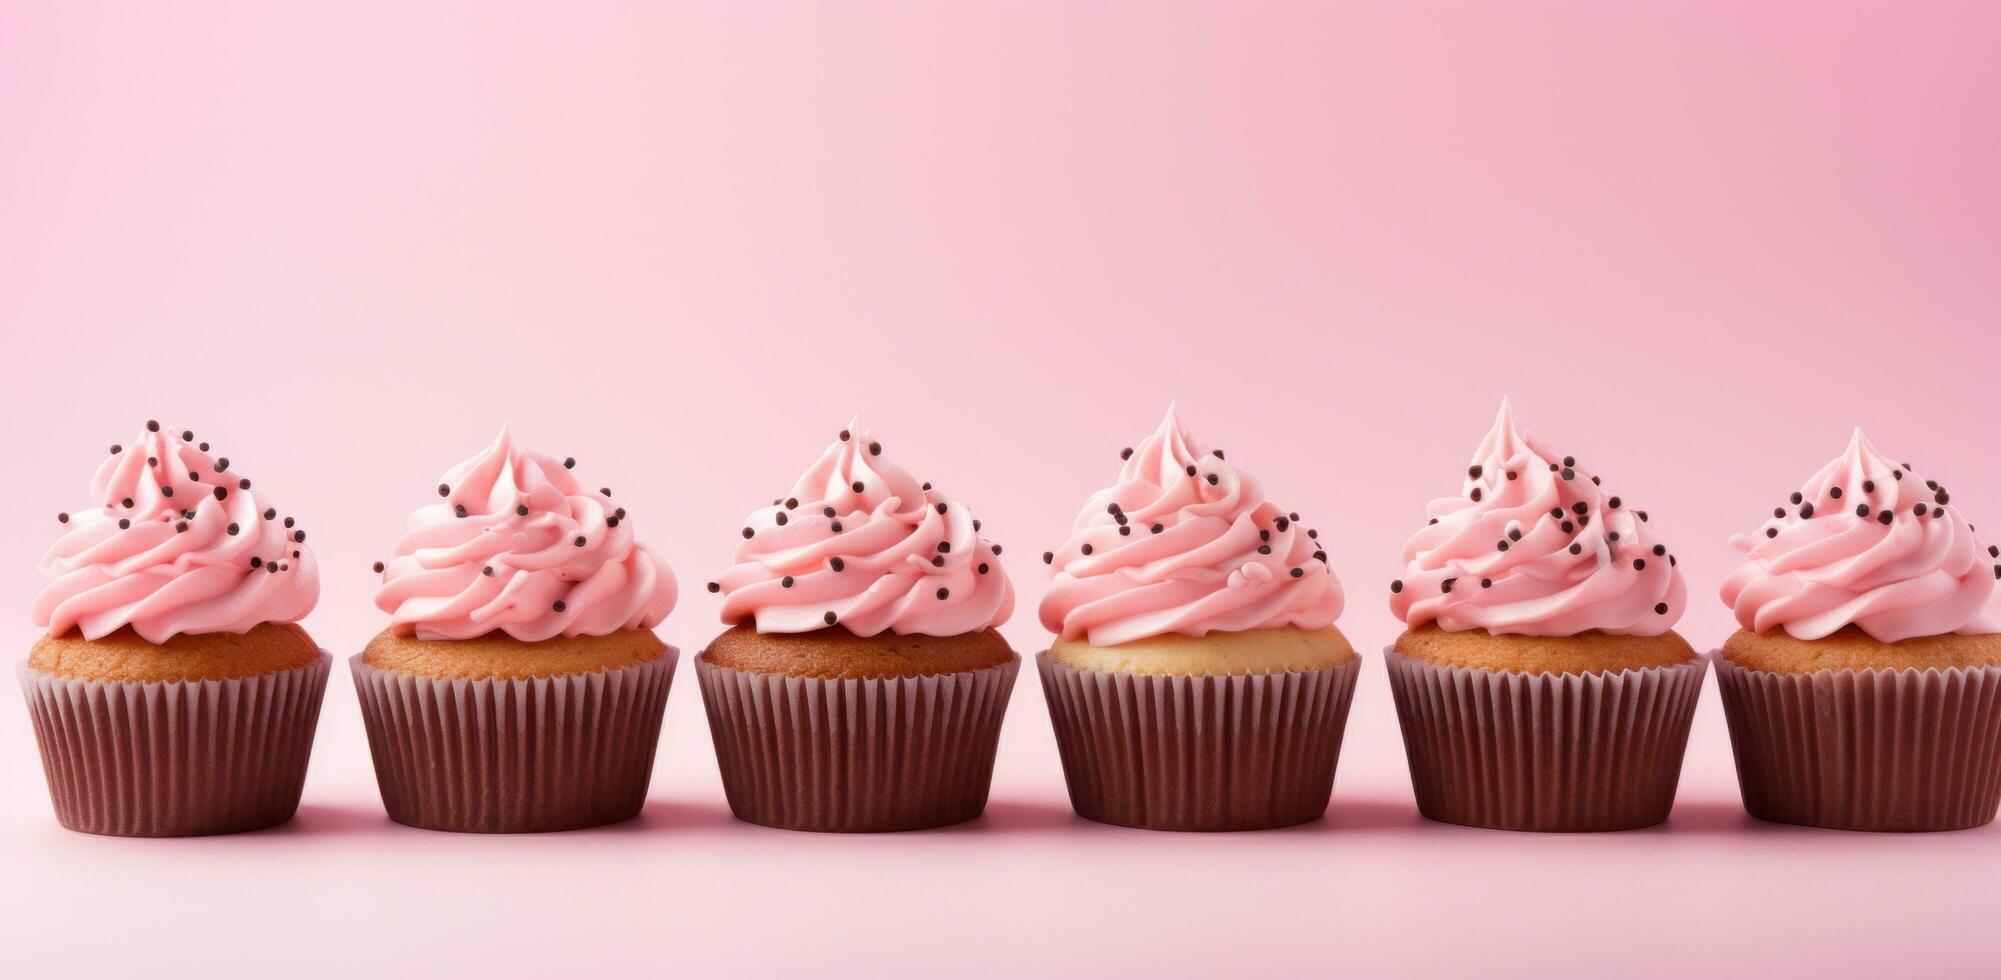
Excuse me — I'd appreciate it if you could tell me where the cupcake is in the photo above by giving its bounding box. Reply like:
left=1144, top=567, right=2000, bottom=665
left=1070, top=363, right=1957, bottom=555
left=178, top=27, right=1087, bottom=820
left=1384, top=399, right=1705, bottom=832
left=354, top=428, right=677, bottom=833
left=697, top=419, right=1019, bottom=832
left=1037, top=405, right=1358, bottom=831
left=21, top=421, right=329, bottom=836
left=1715, top=429, right=2001, bottom=831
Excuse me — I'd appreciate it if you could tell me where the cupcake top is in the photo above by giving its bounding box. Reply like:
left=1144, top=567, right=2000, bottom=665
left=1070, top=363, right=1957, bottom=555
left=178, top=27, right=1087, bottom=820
left=374, top=428, right=676, bottom=641
left=1038, top=405, right=1342, bottom=646
left=1721, top=429, right=2001, bottom=643
left=1389, top=399, right=1684, bottom=637
left=713, top=420, right=1014, bottom=637
left=32, top=421, right=319, bottom=643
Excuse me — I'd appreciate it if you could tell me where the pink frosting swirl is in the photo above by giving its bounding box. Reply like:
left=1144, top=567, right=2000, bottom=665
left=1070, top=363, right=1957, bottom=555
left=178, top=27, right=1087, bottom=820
left=1389, top=399, right=1685, bottom=637
left=714, top=420, right=1014, bottom=637
left=375, top=428, right=676, bottom=641
left=33, top=422, right=319, bottom=643
left=1721, top=429, right=2001, bottom=643
left=1037, top=405, right=1342, bottom=645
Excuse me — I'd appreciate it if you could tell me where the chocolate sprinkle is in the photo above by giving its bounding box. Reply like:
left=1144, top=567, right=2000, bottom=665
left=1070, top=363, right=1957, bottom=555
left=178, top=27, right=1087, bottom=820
left=553, top=601, right=567, bottom=612
left=517, top=505, right=530, bottom=516
left=1390, top=580, right=1405, bottom=593
left=146, top=420, right=160, bottom=432
left=775, top=512, right=788, bottom=526
left=1120, top=447, right=1133, bottom=460
left=1043, top=551, right=1054, bottom=564
left=1829, top=486, right=1843, bottom=499
left=825, top=611, right=839, bottom=625
left=1634, top=559, right=1646, bottom=570
left=438, top=483, right=450, bottom=496
left=1655, top=603, right=1669, bottom=615
left=1800, top=503, right=1815, bottom=519
left=781, top=576, right=794, bottom=588
left=226, top=523, right=239, bottom=535
left=1151, top=523, right=1164, bottom=534
left=936, top=587, right=949, bottom=600
left=831, top=557, right=845, bottom=572
left=978, top=563, right=990, bottom=574
left=1081, top=544, right=1093, bottom=555
left=1441, top=578, right=1457, bottom=593
left=1879, top=511, right=1895, bottom=525
left=563, top=457, right=576, bottom=469
left=1568, top=543, right=1583, bottom=554
left=742, top=527, right=755, bottom=539
left=118, top=518, right=131, bottom=529
left=374, top=562, right=386, bottom=573
left=707, top=582, right=720, bottom=593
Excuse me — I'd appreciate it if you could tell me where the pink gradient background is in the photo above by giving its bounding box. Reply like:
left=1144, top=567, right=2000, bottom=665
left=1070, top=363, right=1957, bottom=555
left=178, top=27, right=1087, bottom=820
left=3, top=2, right=1998, bottom=976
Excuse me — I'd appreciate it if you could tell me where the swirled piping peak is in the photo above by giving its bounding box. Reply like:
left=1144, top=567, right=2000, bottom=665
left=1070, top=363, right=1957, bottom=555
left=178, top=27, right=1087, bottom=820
left=1720, top=428, right=2001, bottom=642
left=374, top=427, right=676, bottom=641
left=32, top=421, right=319, bottom=642
left=1037, top=404, right=1342, bottom=645
left=712, top=418, right=1014, bottom=637
left=1388, top=398, right=1685, bottom=636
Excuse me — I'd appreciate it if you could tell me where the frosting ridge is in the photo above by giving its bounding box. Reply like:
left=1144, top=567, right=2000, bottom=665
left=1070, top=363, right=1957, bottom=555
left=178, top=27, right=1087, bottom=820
left=1720, top=428, right=2001, bottom=642
left=1037, top=404, right=1342, bottom=645
left=33, top=422, right=319, bottom=643
left=1389, top=399, right=1685, bottom=637
left=374, top=428, right=676, bottom=641
left=714, top=419, right=1014, bottom=637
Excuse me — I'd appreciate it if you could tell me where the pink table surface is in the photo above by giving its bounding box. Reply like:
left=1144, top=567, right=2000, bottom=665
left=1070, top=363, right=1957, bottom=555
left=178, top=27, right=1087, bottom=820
left=4, top=3, right=1998, bottom=977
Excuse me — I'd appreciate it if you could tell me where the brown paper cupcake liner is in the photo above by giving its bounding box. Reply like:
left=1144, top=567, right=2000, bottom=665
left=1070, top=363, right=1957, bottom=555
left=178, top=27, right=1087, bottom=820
left=18, top=653, right=332, bottom=837
left=350, top=649, right=676, bottom=834
left=1038, top=653, right=1362, bottom=831
left=1384, top=647, right=1706, bottom=832
left=1713, top=654, right=2001, bottom=832
left=695, top=654, right=1019, bottom=832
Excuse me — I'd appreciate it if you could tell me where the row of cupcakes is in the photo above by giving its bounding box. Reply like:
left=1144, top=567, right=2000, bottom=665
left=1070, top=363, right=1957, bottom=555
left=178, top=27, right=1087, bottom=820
left=21, top=404, right=2001, bottom=836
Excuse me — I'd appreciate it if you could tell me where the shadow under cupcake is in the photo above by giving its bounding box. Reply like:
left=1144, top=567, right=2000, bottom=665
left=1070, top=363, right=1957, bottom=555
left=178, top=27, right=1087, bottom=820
left=354, top=428, right=678, bottom=834
left=697, top=420, right=1019, bottom=833
left=21, top=421, right=329, bottom=837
